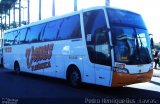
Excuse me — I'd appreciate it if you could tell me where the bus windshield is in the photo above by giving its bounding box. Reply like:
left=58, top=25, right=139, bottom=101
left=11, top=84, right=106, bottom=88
left=107, top=8, right=152, bottom=65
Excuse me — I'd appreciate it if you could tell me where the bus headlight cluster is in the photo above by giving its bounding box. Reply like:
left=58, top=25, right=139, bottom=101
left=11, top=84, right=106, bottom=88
left=114, top=67, right=129, bottom=74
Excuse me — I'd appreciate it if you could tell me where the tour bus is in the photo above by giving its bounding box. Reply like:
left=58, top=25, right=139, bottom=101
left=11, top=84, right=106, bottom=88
left=3, top=6, right=153, bottom=87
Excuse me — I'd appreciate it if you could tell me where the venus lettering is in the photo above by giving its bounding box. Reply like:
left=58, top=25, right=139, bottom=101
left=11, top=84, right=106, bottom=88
left=25, top=44, right=54, bottom=71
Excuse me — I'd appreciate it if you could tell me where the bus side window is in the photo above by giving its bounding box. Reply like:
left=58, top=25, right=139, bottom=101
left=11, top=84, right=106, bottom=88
left=25, top=27, right=31, bottom=43
left=4, top=33, right=9, bottom=46
left=5, top=32, right=17, bottom=46
left=13, top=31, right=19, bottom=45
left=25, top=24, right=45, bottom=43
left=19, top=28, right=27, bottom=44
left=94, top=28, right=111, bottom=66
left=57, top=14, right=82, bottom=40
left=84, top=10, right=111, bottom=66
left=40, top=20, right=61, bottom=41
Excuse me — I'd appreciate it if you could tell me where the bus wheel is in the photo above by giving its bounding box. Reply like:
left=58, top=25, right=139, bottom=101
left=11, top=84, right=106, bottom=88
left=68, top=67, right=81, bottom=87
left=14, top=62, right=20, bottom=74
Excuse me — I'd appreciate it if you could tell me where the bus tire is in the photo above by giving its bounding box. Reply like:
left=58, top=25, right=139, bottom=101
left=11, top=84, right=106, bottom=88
left=67, top=66, right=81, bottom=87
left=14, top=61, right=20, bottom=74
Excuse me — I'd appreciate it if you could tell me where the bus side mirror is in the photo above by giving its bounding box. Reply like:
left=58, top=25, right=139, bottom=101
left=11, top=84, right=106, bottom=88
left=149, top=34, right=154, bottom=49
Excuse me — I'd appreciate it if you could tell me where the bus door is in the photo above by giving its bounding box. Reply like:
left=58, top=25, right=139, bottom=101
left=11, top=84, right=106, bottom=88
left=83, top=10, right=112, bottom=86
left=94, top=28, right=112, bottom=86
left=85, top=28, right=112, bottom=86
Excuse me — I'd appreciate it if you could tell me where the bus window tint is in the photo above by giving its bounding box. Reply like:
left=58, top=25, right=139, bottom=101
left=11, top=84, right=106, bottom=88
left=83, top=10, right=111, bottom=66
left=26, top=24, right=45, bottom=43
left=84, top=10, right=107, bottom=35
left=57, top=15, right=81, bottom=40
left=41, top=20, right=62, bottom=41
left=4, top=33, right=9, bottom=46
left=4, top=32, right=17, bottom=46
left=13, top=31, right=19, bottom=45
left=19, top=29, right=27, bottom=44
left=95, top=28, right=111, bottom=65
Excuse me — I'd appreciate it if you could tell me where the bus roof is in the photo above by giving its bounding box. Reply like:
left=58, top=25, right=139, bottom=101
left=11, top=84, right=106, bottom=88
left=4, top=6, right=139, bottom=34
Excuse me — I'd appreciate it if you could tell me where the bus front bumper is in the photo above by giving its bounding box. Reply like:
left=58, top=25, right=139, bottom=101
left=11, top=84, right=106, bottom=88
left=111, top=69, right=153, bottom=87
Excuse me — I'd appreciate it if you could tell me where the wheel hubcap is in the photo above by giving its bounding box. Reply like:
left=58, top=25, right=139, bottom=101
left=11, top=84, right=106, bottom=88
left=71, top=71, right=79, bottom=86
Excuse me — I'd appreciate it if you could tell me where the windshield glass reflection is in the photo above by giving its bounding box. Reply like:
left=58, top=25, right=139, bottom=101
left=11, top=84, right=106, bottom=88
left=111, top=26, right=152, bottom=65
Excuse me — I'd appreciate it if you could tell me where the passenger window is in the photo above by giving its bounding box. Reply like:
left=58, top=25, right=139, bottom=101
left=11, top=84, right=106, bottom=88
left=13, top=31, right=19, bottom=45
left=57, top=15, right=81, bottom=40
left=40, top=20, right=62, bottom=41
left=95, top=28, right=111, bottom=66
left=4, top=33, right=9, bottom=46
left=83, top=10, right=111, bottom=66
left=4, top=31, right=17, bottom=46
left=19, top=29, right=27, bottom=44
left=26, top=24, right=45, bottom=43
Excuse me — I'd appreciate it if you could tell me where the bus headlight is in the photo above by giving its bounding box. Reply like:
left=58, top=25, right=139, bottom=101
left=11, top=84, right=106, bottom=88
left=114, top=67, right=129, bottom=74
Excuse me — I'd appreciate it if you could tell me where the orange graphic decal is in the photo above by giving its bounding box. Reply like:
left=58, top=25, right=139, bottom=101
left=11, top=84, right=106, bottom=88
left=25, top=44, right=54, bottom=71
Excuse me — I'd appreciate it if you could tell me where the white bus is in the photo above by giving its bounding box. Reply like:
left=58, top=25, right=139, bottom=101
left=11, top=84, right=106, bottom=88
left=3, top=6, right=153, bottom=87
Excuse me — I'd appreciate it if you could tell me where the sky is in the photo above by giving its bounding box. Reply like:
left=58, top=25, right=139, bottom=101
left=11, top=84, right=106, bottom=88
left=17, top=0, right=160, bottom=43
left=111, top=0, right=160, bottom=43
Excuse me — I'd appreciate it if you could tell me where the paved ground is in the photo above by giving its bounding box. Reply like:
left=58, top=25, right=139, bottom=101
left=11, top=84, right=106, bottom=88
left=0, top=68, right=159, bottom=104
left=153, top=69, right=160, bottom=77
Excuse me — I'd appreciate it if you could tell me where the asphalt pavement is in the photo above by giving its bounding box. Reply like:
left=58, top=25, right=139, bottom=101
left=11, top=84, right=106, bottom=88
left=153, top=69, right=160, bottom=77
left=0, top=67, right=160, bottom=104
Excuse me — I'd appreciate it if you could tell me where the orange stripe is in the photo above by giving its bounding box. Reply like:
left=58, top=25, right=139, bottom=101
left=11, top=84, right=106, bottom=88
left=112, top=69, right=153, bottom=87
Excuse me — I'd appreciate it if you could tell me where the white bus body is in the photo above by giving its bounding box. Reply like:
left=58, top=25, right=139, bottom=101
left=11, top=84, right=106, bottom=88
left=3, top=6, right=153, bottom=87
